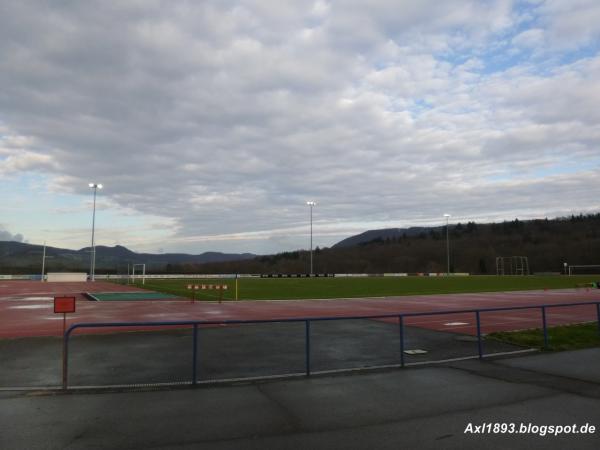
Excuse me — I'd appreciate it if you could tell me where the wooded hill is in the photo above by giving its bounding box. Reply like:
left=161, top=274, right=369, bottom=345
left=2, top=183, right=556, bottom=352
left=2, top=214, right=599, bottom=275
left=174, top=214, right=600, bottom=275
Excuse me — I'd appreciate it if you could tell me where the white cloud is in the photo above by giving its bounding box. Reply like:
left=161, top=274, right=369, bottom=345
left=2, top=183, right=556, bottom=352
left=0, top=150, right=57, bottom=175
left=0, top=225, right=24, bottom=242
left=537, top=0, right=600, bottom=48
left=0, top=0, right=599, bottom=253
left=512, top=28, right=545, bottom=48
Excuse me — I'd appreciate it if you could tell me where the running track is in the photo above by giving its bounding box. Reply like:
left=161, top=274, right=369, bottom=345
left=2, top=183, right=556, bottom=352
left=1, top=281, right=599, bottom=338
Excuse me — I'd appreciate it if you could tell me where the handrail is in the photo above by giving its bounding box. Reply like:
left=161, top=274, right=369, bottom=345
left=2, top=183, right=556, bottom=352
left=61, top=300, right=600, bottom=389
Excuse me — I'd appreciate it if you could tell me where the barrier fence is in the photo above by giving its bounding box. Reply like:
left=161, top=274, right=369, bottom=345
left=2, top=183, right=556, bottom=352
left=62, top=301, right=600, bottom=389
left=0, top=272, right=472, bottom=280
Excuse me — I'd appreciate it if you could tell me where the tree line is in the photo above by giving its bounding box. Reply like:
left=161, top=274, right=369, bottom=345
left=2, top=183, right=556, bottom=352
left=2, top=213, right=599, bottom=275
left=165, top=213, right=600, bottom=275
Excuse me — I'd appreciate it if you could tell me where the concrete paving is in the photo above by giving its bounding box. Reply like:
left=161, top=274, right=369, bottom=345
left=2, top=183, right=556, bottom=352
left=1, top=349, right=599, bottom=449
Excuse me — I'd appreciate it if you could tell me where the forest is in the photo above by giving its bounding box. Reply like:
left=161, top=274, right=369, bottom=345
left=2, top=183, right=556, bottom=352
left=166, top=214, right=600, bottom=275
left=2, top=214, right=599, bottom=275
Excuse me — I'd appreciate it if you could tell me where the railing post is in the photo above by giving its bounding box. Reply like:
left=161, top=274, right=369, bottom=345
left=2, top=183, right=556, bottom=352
left=192, top=324, right=198, bottom=385
left=62, top=330, right=69, bottom=390
left=476, top=311, right=483, bottom=359
left=305, top=320, right=311, bottom=377
left=542, top=306, right=548, bottom=349
left=596, top=303, right=600, bottom=336
left=399, top=315, right=405, bottom=368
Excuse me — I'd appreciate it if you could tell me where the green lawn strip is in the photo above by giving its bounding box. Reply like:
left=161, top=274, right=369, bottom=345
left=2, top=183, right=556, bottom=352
left=123, top=275, right=600, bottom=301
left=487, top=322, right=600, bottom=351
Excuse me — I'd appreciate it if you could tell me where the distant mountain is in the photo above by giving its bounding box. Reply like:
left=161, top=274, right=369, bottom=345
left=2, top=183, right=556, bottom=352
left=0, top=241, right=256, bottom=273
left=332, top=227, right=440, bottom=248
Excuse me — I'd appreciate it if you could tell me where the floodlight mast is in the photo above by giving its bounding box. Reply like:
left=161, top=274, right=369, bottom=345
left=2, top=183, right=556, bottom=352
left=306, top=201, right=316, bottom=275
left=41, top=241, right=46, bottom=282
left=89, top=183, right=103, bottom=281
left=444, top=213, right=451, bottom=275
left=40, top=241, right=53, bottom=282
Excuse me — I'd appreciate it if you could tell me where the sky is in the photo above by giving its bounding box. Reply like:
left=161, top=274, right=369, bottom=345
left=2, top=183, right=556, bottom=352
left=1, top=0, right=600, bottom=255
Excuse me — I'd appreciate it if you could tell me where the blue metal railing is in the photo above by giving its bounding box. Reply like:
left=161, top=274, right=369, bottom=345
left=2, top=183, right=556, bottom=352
left=61, top=300, right=600, bottom=389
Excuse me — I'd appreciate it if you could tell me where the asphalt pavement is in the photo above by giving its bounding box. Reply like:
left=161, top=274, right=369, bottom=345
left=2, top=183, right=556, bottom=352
left=1, top=348, right=599, bottom=449
left=0, top=320, right=521, bottom=388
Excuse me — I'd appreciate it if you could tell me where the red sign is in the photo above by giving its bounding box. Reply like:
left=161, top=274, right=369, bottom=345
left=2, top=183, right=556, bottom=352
left=54, top=296, right=76, bottom=314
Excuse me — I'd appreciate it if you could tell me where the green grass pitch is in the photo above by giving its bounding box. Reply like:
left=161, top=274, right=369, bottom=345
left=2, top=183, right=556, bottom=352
left=131, top=275, right=600, bottom=301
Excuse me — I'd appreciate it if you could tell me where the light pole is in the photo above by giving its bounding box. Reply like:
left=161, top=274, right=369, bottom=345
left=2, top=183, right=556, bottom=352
left=306, top=201, right=316, bottom=275
left=41, top=241, right=48, bottom=282
left=89, top=183, right=103, bottom=281
left=444, top=213, right=451, bottom=275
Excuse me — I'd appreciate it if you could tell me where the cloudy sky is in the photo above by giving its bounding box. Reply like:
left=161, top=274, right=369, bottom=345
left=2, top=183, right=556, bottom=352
left=1, top=0, right=599, bottom=255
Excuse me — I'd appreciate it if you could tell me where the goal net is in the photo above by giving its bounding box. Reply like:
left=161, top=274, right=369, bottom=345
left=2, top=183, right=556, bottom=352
left=496, top=256, right=530, bottom=276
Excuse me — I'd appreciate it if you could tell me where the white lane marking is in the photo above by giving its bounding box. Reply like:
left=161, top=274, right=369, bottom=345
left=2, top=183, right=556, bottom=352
left=404, top=349, right=428, bottom=355
left=9, top=304, right=52, bottom=310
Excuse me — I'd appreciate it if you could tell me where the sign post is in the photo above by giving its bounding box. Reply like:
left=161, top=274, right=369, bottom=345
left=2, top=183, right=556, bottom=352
left=55, top=296, right=76, bottom=334
left=55, top=296, right=76, bottom=390
left=187, top=284, right=196, bottom=304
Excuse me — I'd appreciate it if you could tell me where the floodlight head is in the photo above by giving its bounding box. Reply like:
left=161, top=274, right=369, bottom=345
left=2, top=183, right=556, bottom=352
left=306, top=201, right=316, bottom=206
left=88, top=183, right=94, bottom=188
left=97, top=184, right=103, bottom=189
left=89, top=183, right=103, bottom=189
left=443, top=213, right=451, bottom=218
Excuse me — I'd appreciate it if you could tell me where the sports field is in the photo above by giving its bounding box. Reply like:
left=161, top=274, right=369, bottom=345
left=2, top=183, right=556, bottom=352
left=1, top=279, right=599, bottom=389
left=134, top=275, right=600, bottom=301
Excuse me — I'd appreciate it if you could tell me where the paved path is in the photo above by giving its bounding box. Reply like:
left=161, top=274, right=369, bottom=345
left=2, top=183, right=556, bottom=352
left=1, top=348, right=599, bottom=449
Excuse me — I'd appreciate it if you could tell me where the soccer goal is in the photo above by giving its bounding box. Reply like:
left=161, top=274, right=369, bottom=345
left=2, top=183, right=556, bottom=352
left=568, top=265, right=600, bottom=276
left=496, top=256, right=530, bottom=276
left=131, top=263, right=146, bottom=285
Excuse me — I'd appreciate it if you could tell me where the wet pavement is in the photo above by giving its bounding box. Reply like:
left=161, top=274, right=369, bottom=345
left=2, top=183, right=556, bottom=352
left=1, top=348, right=599, bottom=450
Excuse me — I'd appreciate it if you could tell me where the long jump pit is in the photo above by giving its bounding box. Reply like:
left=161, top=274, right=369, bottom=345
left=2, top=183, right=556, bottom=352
left=1, top=281, right=599, bottom=389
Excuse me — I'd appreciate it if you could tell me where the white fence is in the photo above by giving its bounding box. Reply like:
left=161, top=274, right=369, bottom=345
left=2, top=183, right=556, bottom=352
left=46, top=272, right=88, bottom=282
left=0, top=274, right=38, bottom=280
left=0, top=272, right=472, bottom=281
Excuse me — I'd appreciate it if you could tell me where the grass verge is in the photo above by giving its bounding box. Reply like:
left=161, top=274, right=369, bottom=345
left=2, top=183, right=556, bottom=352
left=488, top=322, right=600, bottom=351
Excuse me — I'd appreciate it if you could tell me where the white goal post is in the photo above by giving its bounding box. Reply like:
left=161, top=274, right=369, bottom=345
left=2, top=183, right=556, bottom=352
left=131, top=264, right=146, bottom=285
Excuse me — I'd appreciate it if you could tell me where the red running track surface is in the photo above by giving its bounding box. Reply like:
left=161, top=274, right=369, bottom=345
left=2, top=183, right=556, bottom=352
left=0, top=280, right=599, bottom=338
